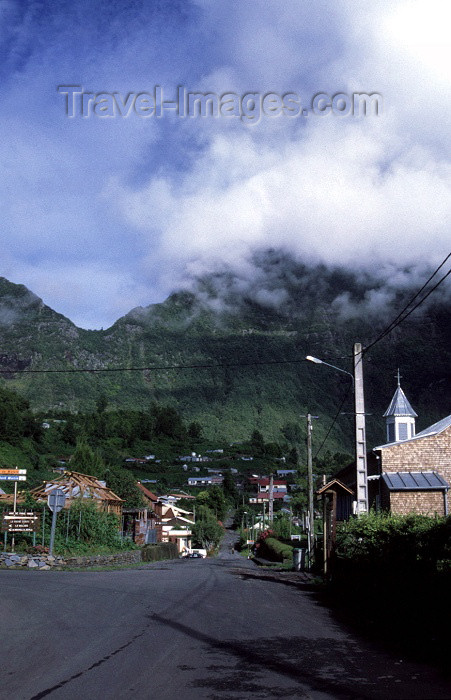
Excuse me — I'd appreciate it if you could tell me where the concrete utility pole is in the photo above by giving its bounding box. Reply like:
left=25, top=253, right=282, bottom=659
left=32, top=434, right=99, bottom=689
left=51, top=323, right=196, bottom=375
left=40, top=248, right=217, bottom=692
left=306, top=413, right=314, bottom=567
left=354, top=343, right=368, bottom=514
left=268, top=474, right=274, bottom=523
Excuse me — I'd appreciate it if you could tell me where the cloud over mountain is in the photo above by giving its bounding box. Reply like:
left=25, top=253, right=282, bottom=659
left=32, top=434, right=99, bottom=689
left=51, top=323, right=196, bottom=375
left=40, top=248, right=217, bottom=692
left=1, top=1, right=450, bottom=328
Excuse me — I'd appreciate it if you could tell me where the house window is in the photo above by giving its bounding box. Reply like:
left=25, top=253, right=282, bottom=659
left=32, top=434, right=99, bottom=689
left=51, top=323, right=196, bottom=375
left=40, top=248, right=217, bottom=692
left=398, top=422, right=408, bottom=440
left=388, top=423, right=395, bottom=442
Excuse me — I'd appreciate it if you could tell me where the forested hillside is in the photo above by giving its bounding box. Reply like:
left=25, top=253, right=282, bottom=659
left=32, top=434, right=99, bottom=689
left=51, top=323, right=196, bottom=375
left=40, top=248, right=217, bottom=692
left=0, top=259, right=449, bottom=455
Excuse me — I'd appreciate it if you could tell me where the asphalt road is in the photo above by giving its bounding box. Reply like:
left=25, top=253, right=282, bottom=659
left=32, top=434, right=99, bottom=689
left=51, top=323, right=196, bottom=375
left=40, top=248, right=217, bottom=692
left=1, top=535, right=450, bottom=700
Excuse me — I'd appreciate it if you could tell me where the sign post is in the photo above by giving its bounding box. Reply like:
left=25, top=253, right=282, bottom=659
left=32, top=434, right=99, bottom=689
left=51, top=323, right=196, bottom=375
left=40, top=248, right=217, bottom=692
left=48, top=488, right=66, bottom=555
left=0, top=468, right=27, bottom=552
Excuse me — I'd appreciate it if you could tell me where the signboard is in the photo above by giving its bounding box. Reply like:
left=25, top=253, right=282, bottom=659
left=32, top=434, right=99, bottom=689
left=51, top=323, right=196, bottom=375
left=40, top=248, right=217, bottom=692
left=0, top=475, right=27, bottom=481
left=1, top=512, right=39, bottom=533
left=0, top=468, right=27, bottom=482
left=48, top=488, right=66, bottom=513
left=0, top=469, right=27, bottom=474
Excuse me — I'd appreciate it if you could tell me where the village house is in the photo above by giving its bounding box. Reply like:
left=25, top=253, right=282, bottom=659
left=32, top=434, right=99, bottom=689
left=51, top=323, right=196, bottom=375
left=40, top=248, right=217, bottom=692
left=120, top=482, right=162, bottom=545
left=187, top=475, right=224, bottom=486
left=247, top=476, right=290, bottom=505
left=134, top=483, right=194, bottom=552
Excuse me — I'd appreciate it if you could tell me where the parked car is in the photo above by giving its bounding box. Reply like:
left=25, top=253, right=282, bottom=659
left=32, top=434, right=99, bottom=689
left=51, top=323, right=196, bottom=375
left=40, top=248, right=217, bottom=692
left=188, top=552, right=203, bottom=558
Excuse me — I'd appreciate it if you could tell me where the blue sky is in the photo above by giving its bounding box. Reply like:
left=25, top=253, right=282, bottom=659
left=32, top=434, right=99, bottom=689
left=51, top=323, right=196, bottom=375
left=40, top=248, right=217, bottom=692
left=1, top=0, right=450, bottom=328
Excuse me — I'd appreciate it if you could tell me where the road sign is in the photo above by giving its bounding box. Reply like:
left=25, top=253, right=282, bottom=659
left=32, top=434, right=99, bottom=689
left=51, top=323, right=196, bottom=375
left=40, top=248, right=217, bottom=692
left=0, top=469, right=27, bottom=475
left=2, top=513, right=40, bottom=533
left=0, top=475, right=27, bottom=481
left=48, top=488, right=66, bottom=513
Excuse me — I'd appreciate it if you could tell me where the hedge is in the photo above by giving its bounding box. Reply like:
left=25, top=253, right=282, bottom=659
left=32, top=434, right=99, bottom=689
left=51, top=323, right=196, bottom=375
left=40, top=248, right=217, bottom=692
left=141, top=542, right=178, bottom=562
left=258, top=536, right=293, bottom=562
left=329, top=513, right=451, bottom=668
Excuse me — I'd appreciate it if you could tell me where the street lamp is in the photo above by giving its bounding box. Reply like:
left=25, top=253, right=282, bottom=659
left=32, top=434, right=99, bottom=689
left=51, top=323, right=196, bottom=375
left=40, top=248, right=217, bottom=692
left=305, top=356, right=354, bottom=388
left=305, top=344, right=368, bottom=514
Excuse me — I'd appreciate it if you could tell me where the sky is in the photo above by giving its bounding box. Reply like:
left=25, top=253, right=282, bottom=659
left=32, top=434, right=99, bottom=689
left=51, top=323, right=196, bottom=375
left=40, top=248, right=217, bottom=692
left=1, top=0, right=450, bottom=329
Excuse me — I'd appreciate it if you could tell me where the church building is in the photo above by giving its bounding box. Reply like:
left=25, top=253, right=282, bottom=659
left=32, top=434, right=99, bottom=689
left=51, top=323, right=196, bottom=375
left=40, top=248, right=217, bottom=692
left=370, top=375, right=450, bottom=517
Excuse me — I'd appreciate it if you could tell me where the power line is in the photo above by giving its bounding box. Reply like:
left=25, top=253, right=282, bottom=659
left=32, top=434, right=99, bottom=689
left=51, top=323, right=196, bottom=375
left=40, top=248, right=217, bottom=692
left=364, top=253, right=451, bottom=354
left=313, top=386, right=352, bottom=460
left=315, top=255, right=450, bottom=456
left=0, top=357, right=317, bottom=375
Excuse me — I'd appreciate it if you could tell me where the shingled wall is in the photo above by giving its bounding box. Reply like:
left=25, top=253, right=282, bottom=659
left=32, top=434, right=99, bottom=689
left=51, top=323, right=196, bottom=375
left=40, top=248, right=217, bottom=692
left=378, top=424, right=451, bottom=515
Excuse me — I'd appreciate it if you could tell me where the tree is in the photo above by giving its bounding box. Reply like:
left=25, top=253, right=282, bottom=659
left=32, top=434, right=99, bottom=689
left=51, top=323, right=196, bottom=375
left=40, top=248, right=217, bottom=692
left=96, top=394, right=108, bottom=414
left=61, top=416, right=78, bottom=445
left=250, top=429, right=265, bottom=456
left=315, top=450, right=352, bottom=477
left=0, top=386, right=41, bottom=444
left=233, top=505, right=252, bottom=530
left=206, top=486, right=227, bottom=521
left=290, top=473, right=308, bottom=515
left=188, top=421, right=203, bottom=440
left=192, top=505, right=223, bottom=550
left=70, top=439, right=104, bottom=476
left=152, top=405, right=186, bottom=440
left=103, top=467, right=145, bottom=508
left=222, top=472, right=239, bottom=508
left=281, top=422, right=302, bottom=445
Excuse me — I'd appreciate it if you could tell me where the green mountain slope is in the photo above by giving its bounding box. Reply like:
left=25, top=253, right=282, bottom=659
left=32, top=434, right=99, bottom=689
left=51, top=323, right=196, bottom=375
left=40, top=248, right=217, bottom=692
left=0, top=264, right=449, bottom=454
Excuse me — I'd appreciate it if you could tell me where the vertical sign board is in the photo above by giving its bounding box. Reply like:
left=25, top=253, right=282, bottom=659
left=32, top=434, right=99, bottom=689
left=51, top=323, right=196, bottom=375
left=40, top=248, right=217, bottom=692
left=48, top=488, right=66, bottom=555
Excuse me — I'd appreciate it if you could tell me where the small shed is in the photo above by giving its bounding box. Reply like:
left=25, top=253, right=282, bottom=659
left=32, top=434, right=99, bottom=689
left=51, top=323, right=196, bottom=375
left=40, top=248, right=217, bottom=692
left=317, top=478, right=355, bottom=576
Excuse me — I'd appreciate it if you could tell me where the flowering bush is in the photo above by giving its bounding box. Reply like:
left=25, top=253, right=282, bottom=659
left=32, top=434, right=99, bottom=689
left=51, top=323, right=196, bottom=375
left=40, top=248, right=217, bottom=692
left=27, top=544, right=49, bottom=555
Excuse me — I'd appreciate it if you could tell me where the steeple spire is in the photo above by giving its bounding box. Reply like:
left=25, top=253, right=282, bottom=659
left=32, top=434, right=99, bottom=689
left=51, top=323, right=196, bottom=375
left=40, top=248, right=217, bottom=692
left=383, top=372, right=417, bottom=443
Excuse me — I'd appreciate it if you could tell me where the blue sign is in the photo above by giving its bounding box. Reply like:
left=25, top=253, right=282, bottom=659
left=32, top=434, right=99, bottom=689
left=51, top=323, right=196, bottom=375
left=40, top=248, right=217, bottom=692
left=0, top=475, right=26, bottom=481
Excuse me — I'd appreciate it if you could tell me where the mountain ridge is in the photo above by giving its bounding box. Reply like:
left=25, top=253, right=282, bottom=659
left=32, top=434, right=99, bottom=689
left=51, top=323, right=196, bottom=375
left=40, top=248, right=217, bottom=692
left=0, top=266, right=449, bottom=453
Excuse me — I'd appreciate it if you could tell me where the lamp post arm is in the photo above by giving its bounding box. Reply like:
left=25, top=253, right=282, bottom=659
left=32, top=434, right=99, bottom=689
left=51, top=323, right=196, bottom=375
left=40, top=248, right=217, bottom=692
left=307, top=357, right=354, bottom=389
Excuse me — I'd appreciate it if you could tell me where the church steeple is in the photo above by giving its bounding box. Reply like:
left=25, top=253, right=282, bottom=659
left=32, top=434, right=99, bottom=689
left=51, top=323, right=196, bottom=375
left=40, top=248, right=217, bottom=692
left=383, top=370, right=417, bottom=443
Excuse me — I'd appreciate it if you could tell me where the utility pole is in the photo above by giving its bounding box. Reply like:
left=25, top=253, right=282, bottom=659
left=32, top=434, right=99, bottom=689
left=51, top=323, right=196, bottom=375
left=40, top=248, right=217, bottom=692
left=354, top=343, right=368, bottom=514
left=268, top=474, right=274, bottom=523
left=306, top=413, right=314, bottom=568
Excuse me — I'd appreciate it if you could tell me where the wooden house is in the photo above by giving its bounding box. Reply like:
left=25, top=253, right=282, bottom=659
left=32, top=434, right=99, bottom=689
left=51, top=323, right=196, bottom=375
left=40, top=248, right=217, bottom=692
left=29, top=471, right=124, bottom=516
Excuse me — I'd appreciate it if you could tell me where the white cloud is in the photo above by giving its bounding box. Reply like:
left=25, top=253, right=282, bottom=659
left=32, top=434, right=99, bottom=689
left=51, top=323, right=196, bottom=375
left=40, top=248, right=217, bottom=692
left=1, top=0, right=450, bottom=327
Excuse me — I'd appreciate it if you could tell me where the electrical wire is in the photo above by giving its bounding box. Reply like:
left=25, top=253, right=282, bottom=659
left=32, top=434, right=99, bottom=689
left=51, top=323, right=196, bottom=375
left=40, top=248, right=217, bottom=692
left=0, top=357, right=316, bottom=375
left=363, top=253, right=451, bottom=354
left=313, top=386, right=353, bottom=460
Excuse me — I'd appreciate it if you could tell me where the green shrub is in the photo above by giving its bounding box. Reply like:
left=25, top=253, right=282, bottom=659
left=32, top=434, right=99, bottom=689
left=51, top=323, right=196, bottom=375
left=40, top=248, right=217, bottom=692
left=141, top=542, right=178, bottom=562
left=258, top=536, right=293, bottom=562
left=56, top=499, right=122, bottom=548
left=331, top=512, right=451, bottom=667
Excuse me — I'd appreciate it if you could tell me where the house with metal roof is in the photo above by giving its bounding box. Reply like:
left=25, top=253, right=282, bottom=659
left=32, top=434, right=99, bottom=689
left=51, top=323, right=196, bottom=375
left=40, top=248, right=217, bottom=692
left=368, top=374, right=451, bottom=516
left=372, top=409, right=451, bottom=516
left=335, top=375, right=450, bottom=517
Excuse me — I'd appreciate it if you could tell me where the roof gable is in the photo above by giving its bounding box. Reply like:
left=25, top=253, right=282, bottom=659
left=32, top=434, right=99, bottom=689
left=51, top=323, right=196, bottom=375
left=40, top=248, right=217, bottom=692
left=317, top=478, right=354, bottom=496
left=137, top=482, right=158, bottom=501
